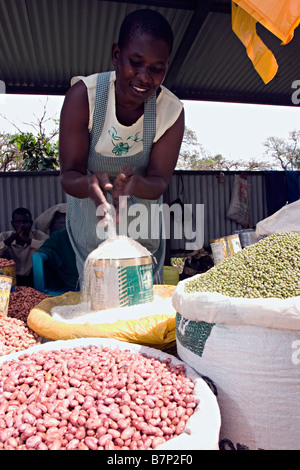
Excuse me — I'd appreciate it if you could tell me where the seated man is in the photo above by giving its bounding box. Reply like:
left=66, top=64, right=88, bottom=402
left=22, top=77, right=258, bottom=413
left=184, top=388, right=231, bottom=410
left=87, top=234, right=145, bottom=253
left=0, top=207, right=49, bottom=286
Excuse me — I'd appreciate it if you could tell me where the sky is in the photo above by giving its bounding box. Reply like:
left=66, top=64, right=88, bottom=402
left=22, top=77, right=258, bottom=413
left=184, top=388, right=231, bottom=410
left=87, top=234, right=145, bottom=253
left=0, top=93, right=300, bottom=164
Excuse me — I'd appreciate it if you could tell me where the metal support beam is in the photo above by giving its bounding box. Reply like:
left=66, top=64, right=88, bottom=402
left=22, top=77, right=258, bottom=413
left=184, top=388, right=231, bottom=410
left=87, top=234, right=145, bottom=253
left=95, top=0, right=197, bottom=10
left=164, top=0, right=214, bottom=89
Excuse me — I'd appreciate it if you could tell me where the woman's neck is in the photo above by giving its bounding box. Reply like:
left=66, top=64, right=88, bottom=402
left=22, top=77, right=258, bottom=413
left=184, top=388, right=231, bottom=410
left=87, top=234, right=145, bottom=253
left=115, top=101, right=144, bottom=127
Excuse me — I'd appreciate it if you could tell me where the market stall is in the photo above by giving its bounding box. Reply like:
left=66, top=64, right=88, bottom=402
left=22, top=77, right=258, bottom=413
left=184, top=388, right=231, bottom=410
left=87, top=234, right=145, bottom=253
left=1, top=0, right=300, bottom=453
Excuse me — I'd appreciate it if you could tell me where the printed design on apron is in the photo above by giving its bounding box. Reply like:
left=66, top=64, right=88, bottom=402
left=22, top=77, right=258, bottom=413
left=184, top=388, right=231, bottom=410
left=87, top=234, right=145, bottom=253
left=108, top=127, right=143, bottom=156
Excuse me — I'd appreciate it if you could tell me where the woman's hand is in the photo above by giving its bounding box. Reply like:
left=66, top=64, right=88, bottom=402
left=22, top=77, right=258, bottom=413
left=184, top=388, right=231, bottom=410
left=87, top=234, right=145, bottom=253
left=88, top=172, right=112, bottom=208
left=112, top=166, right=136, bottom=223
left=88, top=172, right=113, bottom=224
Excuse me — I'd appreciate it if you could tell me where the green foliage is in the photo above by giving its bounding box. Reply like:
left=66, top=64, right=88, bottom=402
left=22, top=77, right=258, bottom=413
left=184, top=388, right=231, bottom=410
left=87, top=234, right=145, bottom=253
left=0, top=133, right=23, bottom=171
left=9, top=132, right=59, bottom=171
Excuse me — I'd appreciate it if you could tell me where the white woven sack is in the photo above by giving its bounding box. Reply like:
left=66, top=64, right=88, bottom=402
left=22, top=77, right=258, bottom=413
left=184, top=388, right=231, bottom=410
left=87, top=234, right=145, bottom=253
left=172, top=277, right=300, bottom=450
left=0, top=337, right=221, bottom=451
left=255, top=199, right=300, bottom=238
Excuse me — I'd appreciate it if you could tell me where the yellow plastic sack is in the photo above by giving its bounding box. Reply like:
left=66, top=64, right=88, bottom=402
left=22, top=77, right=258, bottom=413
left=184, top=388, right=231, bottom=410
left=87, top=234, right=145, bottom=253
left=27, top=285, right=176, bottom=349
left=232, top=0, right=300, bottom=83
left=234, top=0, right=300, bottom=44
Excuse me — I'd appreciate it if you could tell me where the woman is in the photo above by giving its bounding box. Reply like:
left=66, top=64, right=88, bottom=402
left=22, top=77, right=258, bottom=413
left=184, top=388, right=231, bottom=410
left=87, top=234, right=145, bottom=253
left=59, top=9, right=184, bottom=286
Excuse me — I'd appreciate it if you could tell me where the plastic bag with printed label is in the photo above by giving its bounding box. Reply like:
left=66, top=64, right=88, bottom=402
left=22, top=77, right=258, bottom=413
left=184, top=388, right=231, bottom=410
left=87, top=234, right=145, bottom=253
left=226, top=174, right=251, bottom=227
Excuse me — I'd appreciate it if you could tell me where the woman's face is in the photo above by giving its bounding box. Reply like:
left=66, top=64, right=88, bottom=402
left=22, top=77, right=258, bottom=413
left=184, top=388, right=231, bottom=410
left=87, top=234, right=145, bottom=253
left=112, top=32, right=170, bottom=108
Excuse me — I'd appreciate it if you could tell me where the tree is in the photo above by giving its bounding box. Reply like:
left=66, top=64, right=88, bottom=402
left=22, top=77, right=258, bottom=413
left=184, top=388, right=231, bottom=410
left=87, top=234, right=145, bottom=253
left=263, top=130, right=300, bottom=170
left=177, top=126, right=272, bottom=171
left=0, top=98, right=59, bottom=171
left=0, top=133, right=23, bottom=171
left=176, top=126, right=210, bottom=170
left=9, top=132, right=59, bottom=171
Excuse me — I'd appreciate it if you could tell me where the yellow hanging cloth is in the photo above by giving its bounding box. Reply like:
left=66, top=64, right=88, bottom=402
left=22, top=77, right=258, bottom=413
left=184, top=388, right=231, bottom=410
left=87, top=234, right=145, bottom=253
left=232, top=0, right=300, bottom=84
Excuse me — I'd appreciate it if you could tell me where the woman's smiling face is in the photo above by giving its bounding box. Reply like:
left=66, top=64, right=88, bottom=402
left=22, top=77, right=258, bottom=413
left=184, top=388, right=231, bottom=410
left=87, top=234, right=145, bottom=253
left=112, top=32, right=170, bottom=109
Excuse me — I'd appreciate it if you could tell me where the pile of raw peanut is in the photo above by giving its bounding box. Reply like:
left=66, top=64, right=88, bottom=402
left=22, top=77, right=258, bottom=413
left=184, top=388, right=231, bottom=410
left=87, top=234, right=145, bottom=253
left=0, top=287, right=49, bottom=356
left=0, top=345, right=196, bottom=450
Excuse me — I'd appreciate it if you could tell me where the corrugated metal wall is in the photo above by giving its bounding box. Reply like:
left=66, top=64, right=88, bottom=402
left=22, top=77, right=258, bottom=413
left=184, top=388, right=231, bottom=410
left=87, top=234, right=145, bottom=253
left=164, top=171, right=269, bottom=256
left=0, top=171, right=66, bottom=231
left=1, top=170, right=299, bottom=257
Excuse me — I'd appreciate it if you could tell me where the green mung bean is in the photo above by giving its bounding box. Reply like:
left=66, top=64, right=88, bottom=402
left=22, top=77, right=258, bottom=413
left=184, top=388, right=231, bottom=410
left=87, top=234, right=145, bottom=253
left=185, top=232, right=300, bottom=299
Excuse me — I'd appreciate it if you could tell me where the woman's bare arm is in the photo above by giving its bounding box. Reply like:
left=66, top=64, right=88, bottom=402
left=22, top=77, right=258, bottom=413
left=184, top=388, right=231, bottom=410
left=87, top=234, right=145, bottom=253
left=59, top=80, right=112, bottom=209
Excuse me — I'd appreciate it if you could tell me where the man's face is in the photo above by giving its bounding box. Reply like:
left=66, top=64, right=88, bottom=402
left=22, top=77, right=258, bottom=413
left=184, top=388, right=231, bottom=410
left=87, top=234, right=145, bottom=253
left=112, top=32, right=170, bottom=108
left=12, top=213, right=32, bottom=235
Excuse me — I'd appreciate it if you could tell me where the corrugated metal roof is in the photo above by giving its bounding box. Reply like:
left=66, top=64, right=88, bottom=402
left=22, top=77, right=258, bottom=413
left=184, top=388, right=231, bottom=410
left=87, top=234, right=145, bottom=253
left=0, top=0, right=300, bottom=106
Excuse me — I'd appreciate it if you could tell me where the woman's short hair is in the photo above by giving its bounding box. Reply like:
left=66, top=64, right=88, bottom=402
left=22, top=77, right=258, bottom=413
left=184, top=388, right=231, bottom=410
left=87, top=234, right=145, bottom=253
left=118, top=9, right=174, bottom=54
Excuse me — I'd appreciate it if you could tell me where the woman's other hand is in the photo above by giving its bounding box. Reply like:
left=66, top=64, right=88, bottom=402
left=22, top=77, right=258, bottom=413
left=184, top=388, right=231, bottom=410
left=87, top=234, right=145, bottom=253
left=112, top=166, right=136, bottom=223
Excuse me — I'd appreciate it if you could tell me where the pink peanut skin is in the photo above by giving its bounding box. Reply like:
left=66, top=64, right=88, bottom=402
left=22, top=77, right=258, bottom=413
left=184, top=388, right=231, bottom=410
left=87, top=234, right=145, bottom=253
left=0, top=346, right=196, bottom=450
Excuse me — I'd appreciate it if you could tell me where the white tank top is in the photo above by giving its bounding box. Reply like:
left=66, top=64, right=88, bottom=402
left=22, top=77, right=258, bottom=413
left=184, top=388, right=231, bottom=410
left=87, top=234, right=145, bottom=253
left=71, top=71, right=183, bottom=158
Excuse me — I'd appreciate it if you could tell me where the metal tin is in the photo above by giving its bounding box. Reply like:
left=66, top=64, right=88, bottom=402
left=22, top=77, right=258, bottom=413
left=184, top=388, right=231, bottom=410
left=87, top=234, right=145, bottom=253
left=89, top=255, right=154, bottom=311
left=226, top=234, right=242, bottom=255
left=0, top=275, right=12, bottom=315
left=234, top=229, right=257, bottom=248
left=210, top=234, right=242, bottom=265
left=210, top=237, right=228, bottom=265
left=0, top=261, right=16, bottom=291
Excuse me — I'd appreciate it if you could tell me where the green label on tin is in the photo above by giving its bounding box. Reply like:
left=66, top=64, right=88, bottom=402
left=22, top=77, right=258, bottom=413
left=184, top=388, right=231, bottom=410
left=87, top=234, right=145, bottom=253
left=118, top=263, right=153, bottom=307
